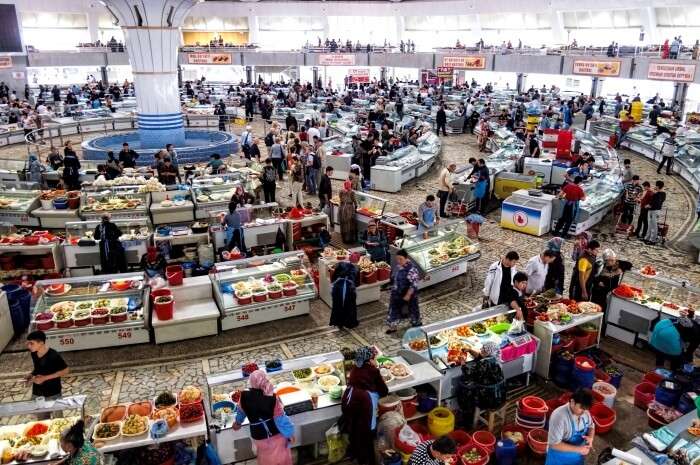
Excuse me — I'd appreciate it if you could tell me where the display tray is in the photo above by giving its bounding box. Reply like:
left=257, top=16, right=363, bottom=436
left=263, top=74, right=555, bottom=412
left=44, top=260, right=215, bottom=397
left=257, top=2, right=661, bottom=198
left=97, top=417, right=206, bottom=453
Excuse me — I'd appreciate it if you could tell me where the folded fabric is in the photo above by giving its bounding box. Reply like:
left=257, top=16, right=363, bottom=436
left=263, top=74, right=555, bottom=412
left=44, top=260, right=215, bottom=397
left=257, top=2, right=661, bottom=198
left=651, top=426, right=677, bottom=447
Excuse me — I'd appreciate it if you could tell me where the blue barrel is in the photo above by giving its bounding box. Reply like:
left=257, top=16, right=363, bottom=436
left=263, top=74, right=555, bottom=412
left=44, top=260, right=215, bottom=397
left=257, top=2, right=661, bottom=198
left=608, top=371, right=623, bottom=389
left=3, top=284, right=31, bottom=334
left=573, top=365, right=595, bottom=389
left=552, top=356, right=574, bottom=389
left=495, top=439, right=517, bottom=465
left=655, top=381, right=682, bottom=407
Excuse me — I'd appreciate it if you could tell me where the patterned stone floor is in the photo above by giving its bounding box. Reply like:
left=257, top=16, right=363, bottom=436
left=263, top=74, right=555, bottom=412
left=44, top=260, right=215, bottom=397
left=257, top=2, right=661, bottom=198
left=1, top=119, right=698, bottom=462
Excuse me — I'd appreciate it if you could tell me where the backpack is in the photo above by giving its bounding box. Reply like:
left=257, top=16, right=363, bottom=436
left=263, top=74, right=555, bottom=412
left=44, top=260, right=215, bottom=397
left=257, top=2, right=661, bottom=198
left=313, top=150, right=321, bottom=169
left=264, top=166, right=276, bottom=183
left=264, top=132, right=274, bottom=147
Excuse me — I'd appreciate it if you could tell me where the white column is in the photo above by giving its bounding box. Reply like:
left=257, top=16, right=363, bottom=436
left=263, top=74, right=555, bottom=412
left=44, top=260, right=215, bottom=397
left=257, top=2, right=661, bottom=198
left=322, top=17, right=330, bottom=42
left=472, top=14, right=482, bottom=46
left=550, top=11, right=567, bottom=45
left=87, top=11, right=100, bottom=43
left=247, top=15, right=259, bottom=45
left=396, top=16, right=405, bottom=44
left=641, top=7, right=657, bottom=45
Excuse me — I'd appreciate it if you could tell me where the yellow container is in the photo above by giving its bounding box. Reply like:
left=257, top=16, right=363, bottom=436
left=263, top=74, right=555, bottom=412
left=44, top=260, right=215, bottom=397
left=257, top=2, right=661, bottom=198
left=427, top=407, right=455, bottom=437
left=400, top=451, right=411, bottom=464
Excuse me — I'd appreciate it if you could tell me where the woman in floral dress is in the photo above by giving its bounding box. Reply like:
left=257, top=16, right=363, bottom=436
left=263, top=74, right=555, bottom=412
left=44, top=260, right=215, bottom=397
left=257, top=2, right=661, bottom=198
left=60, top=420, right=102, bottom=464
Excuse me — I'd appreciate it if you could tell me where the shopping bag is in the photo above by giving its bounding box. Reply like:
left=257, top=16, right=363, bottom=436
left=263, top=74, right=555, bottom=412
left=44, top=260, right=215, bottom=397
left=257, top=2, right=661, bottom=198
left=326, top=423, right=349, bottom=463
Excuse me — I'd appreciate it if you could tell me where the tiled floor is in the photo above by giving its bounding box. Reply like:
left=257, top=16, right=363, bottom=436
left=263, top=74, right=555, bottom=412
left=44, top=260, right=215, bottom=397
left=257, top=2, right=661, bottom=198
left=1, top=121, right=698, bottom=463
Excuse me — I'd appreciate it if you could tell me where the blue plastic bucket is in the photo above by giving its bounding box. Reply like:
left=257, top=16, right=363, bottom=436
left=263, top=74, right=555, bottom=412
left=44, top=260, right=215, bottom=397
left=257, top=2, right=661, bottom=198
left=655, top=380, right=682, bottom=407
left=495, top=439, right=517, bottom=465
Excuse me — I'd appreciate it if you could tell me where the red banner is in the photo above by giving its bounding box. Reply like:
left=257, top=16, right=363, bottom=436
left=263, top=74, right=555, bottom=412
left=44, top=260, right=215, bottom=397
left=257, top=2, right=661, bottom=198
left=348, top=68, right=369, bottom=84
left=318, top=54, right=356, bottom=66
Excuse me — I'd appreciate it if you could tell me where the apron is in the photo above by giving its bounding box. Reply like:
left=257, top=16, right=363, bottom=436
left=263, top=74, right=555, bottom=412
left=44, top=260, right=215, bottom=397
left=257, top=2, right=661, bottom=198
left=416, top=206, right=436, bottom=234
left=545, top=410, right=590, bottom=465
left=344, top=387, right=380, bottom=430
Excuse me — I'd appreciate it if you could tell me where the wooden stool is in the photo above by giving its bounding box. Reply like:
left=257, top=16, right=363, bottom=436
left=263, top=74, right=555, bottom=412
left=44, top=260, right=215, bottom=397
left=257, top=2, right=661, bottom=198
left=473, top=404, right=507, bottom=432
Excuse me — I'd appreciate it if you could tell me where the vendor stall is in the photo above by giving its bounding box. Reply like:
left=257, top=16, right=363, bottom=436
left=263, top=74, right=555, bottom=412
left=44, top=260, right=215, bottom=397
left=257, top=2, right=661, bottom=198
left=0, top=395, right=86, bottom=465
left=205, top=350, right=442, bottom=464
left=150, top=190, right=195, bottom=225
left=30, top=272, right=151, bottom=352
left=330, top=190, right=387, bottom=235
left=31, top=190, right=81, bottom=228
left=501, top=189, right=556, bottom=236
left=191, top=175, right=248, bottom=220
left=370, top=146, right=430, bottom=193
left=151, top=275, right=220, bottom=344
left=63, top=219, right=151, bottom=275
left=209, top=203, right=285, bottom=252
left=324, top=137, right=355, bottom=181
left=392, top=220, right=480, bottom=290
left=153, top=223, right=212, bottom=266
left=317, top=248, right=391, bottom=307
left=399, top=305, right=539, bottom=402
left=0, top=189, right=41, bottom=226
left=211, top=251, right=316, bottom=331
left=285, top=212, right=329, bottom=252
left=605, top=269, right=700, bottom=346
left=0, top=235, right=64, bottom=281
left=80, top=187, right=150, bottom=222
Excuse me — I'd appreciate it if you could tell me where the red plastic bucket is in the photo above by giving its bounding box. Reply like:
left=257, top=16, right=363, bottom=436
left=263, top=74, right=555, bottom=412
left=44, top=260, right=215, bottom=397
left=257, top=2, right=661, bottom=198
left=458, top=443, right=489, bottom=465
left=154, top=295, right=174, bottom=321
left=448, top=430, right=472, bottom=448
left=473, top=430, right=496, bottom=454
left=377, top=266, right=391, bottom=281
left=590, top=403, right=616, bottom=434
left=150, top=288, right=172, bottom=302
left=634, top=382, right=656, bottom=409
left=643, top=371, right=664, bottom=385
left=166, top=265, right=183, bottom=286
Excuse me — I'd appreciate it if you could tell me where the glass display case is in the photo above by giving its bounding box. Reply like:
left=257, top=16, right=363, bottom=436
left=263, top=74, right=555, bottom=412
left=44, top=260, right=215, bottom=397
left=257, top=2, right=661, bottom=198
left=30, top=272, right=151, bottom=351
left=0, top=189, right=41, bottom=226
left=329, top=118, right=360, bottom=137
left=63, top=219, right=151, bottom=269
left=80, top=188, right=150, bottom=221
left=394, top=220, right=480, bottom=274
left=211, top=251, right=316, bottom=331
left=374, top=146, right=421, bottom=168
left=192, top=182, right=244, bottom=219
left=354, top=191, right=387, bottom=218
left=578, top=173, right=624, bottom=215
left=208, top=202, right=284, bottom=250
left=674, top=143, right=700, bottom=190
left=417, top=132, right=441, bottom=155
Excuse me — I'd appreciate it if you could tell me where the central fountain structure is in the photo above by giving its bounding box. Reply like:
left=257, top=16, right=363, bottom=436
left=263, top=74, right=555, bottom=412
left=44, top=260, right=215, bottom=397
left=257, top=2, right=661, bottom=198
left=82, top=0, right=238, bottom=164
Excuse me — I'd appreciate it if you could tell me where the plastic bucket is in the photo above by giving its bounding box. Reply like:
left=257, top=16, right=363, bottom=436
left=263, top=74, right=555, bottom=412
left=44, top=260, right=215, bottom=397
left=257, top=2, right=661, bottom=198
left=655, top=380, right=682, bottom=407
left=166, top=265, right=183, bottom=286
left=377, top=267, right=391, bottom=281
left=590, top=403, right=616, bottom=434
left=150, top=288, right=172, bottom=302
left=501, top=424, right=527, bottom=455
left=154, top=296, right=174, bottom=321
left=447, top=430, right=472, bottom=448
left=427, top=407, right=455, bottom=437
left=592, top=381, right=617, bottom=408
left=634, top=382, right=656, bottom=410
left=458, top=444, right=489, bottom=465
left=643, top=371, right=665, bottom=385
left=473, top=430, right=496, bottom=454
left=495, top=439, right=517, bottom=465
left=573, top=356, right=596, bottom=389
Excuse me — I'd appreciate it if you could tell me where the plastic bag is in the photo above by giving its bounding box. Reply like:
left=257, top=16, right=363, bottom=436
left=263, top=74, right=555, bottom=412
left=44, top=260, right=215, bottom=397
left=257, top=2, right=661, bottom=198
left=326, top=423, right=348, bottom=463
left=508, top=319, right=525, bottom=335
left=376, top=411, right=406, bottom=451
left=149, top=276, right=167, bottom=290
left=397, top=424, right=421, bottom=448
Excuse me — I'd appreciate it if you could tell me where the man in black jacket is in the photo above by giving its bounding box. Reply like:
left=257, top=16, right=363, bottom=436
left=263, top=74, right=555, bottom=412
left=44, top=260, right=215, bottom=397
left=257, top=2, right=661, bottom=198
left=118, top=142, right=139, bottom=168
left=318, top=166, right=334, bottom=211
left=285, top=111, right=298, bottom=132
left=436, top=104, right=447, bottom=136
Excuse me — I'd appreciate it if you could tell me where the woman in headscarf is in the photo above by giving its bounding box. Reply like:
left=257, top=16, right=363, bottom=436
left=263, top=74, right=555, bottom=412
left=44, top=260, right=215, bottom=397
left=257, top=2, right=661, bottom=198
left=386, top=249, right=421, bottom=333
left=361, top=221, right=388, bottom=263
left=568, top=232, right=591, bottom=298
left=233, top=370, right=294, bottom=465
left=339, top=179, right=357, bottom=243
left=26, top=154, right=46, bottom=186
left=329, top=260, right=359, bottom=330
left=140, top=246, right=167, bottom=278
left=544, top=237, right=566, bottom=295
left=62, top=140, right=81, bottom=190
left=591, top=249, right=631, bottom=323
left=93, top=213, right=127, bottom=274
left=341, top=347, right=389, bottom=465
left=222, top=202, right=247, bottom=256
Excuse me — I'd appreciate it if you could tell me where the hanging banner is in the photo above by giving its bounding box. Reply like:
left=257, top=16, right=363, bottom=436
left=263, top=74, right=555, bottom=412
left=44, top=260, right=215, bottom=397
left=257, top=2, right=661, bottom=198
left=441, top=56, right=485, bottom=69
left=647, top=62, right=696, bottom=82
left=186, top=53, right=232, bottom=65
left=421, top=69, right=438, bottom=86
left=572, top=59, right=621, bottom=77
left=0, top=56, right=12, bottom=69
left=437, top=67, right=454, bottom=80
left=11, top=71, right=24, bottom=80
left=348, top=68, right=369, bottom=84
left=318, top=54, right=355, bottom=66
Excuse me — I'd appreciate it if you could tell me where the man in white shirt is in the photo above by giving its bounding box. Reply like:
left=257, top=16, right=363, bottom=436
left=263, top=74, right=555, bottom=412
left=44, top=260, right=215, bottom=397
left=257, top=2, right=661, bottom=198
left=436, top=163, right=456, bottom=218
left=240, top=125, right=254, bottom=159
left=307, top=123, right=321, bottom=144
left=525, top=250, right=556, bottom=295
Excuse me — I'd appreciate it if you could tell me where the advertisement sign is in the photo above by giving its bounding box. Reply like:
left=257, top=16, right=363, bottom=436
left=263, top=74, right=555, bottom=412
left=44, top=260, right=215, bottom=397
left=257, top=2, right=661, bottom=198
left=437, top=67, right=454, bottom=80
left=348, top=68, right=369, bottom=84
left=441, top=56, right=486, bottom=69
left=11, top=71, right=24, bottom=80
left=421, top=69, right=438, bottom=86
left=186, top=53, right=232, bottom=65
left=318, top=54, right=355, bottom=66
left=572, top=60, right=621, bottom=77
left=500, top=203, right=541, bottom=236
left=0, top=56, right=12, bottom=69
left=647, top=62, right=696, bottom=82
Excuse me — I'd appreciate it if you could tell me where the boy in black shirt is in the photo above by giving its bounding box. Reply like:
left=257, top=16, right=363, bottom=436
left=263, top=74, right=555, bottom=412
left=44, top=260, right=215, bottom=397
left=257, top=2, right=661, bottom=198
left=26, top=331, right=69, bottom=403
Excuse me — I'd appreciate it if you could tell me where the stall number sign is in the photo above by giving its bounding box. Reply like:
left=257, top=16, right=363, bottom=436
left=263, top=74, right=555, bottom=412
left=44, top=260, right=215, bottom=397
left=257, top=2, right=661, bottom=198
left=318, top=54, right=356, bottom=66
left=48, top=327, right=146, bottom=351
left=572, top=60, right=621, bottom=77
left=647, top=63, right=696, bottom=82
left=441, top=56, right=485, bottom=70
left=187, top=53, right=232, bottom=65
left=348, top=68, right=370, bottom=84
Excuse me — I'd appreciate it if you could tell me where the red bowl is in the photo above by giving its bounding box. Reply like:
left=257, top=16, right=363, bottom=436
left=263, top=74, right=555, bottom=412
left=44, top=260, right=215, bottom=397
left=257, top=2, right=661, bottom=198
left=35, top=320, right=55, bottom=331
left=110, top=312, right=128, bottom=323
left=55, top=319, right=74, bottom=329
left=252, top=293, right=267, bottom=303
left=268, top=289, right=283, bottom=299
left=236, top=295, right=252, bottom=305
left=23, top=236, right=40, bottom=246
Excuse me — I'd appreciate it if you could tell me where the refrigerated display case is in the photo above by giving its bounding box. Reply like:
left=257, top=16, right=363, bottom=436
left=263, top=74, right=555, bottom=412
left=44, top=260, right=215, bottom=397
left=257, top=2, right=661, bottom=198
left=392, top=220, right=480, bottom=290
left=0, top=189, right=41, bottom=226
left=211, top=251, right=316, bottom=331
left=674, top=143, right=700, bottom=191
left=415, top=132, right=441, bottom=177
left=30, top=272, right=150, bottom=351
left=208, top=202, right=285, bottom=252
left=150, top=189, right=194, bottom=225
left=324, top=137, right=355, bottom=181
left=605, top=269, right=700, bottom=346
left=79, top=188, right=150, bottom=222
left=370, top=146, right=425, bottom=193
left=501, top=189, right=556, bottom=236
left=317, top=248, right=391, bottom=307
left=399, top=306, right=538, bottom=401
left=63, top=219, right=151, bottom=273
left=330, top=190, right=388, bottom=235
left=205, top=349, right=442, bottom=464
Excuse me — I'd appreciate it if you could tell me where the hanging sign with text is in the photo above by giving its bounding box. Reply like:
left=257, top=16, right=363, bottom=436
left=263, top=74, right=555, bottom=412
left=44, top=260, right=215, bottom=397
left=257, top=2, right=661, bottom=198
left=0, top=56, right=12, bottom=69
left=441, top=56, right=486, bottom=69
left=437, top=67, right=454, bottom=79
left=187, top=53, right=232, bottom=65
left=318, top=54, right=356, bottom=66
left=348, top=68, right=370, bottom=83
left=572, top=59, right=621, bottom=77
left=647, top=62, right=696, bottom=82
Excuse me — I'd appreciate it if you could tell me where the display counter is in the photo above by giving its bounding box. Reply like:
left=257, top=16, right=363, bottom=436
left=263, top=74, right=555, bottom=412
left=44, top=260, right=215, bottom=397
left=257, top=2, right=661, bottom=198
left=63, top=219, right=150, bottom=274
left=605, top=269, right=700, bottom=346
left=399, top=305, right=539, bottom=401
left=533, top=311, right=604, bottom=380
left=209, top=203, right=285, bottom=252
left=30, top=272, right=151, bottom=352
left=0, top=189, right=41, bottom=226
left=392, top=220, right=480, bottom=290
left=150, top=190, right=195, bottom=225
left=191, top=180, right=243, bottom=220
left=324, top=137, right=355, bottom=181
left=370, top=146, right=428, bottom=193
left=317, top=248, right=391, bottom=307
left=0, top=395, right=85, bottom=465
left=501, top=189, right=555, bottom=236
left=205, top=350, right=442, bottom=464
left=31, top=191, right=81, bottom=228
left=330, top=190, right=387, bottom=236
left=211, top=251, right=316, bottom=331
left=152, top=223, right=211, bottom=265
left=285, top=212, right=329, bottom=251
left=80, top=188, right=150, bottom=222
left=0, top=239, right=64, bottom=280
left=152, top=275, right=220, bottom=344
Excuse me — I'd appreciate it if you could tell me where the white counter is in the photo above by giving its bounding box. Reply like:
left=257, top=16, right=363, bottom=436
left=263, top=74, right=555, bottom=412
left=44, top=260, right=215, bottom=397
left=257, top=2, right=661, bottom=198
left=99, top=418, right=207, bottom=454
